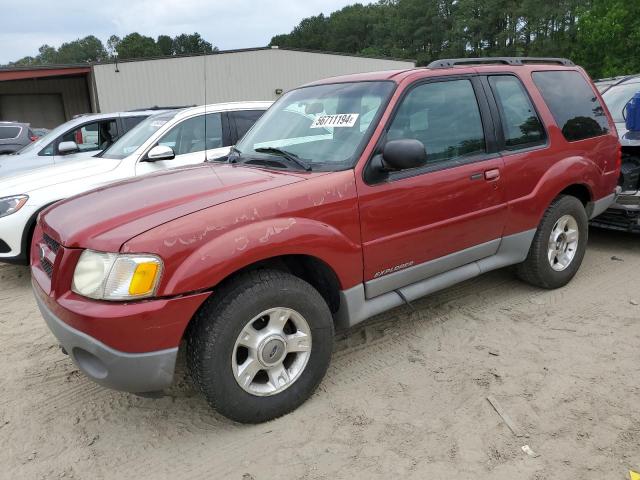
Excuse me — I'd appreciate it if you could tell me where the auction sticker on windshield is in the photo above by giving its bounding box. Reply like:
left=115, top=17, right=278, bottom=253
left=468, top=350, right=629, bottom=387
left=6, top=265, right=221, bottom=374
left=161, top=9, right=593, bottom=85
left=310, top=114, right=359, bottom=128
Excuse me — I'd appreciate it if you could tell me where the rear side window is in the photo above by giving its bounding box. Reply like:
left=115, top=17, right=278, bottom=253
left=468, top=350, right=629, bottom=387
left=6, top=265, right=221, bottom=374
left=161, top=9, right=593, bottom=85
left=0, top=126, right=21, bottom=139
left=122, top=115, right=148, bottom=132
left=488, top=76, right=545, bottom=149
left=230, top=110, right=265, bottom=140
left=532, top=71, right=609, bottom=141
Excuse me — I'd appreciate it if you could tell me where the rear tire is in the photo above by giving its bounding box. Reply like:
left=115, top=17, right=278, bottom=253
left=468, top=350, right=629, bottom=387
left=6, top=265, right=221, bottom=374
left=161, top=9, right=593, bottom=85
left=516, top=195, right=588, bottom=289
left=186, top=269, right=334, bottom=423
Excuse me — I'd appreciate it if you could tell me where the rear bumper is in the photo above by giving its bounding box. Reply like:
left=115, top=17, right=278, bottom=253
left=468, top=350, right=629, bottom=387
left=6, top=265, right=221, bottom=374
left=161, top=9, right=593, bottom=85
left=591, top=206, right=640, bottom=233
left=34, top=286, right=178, bottom=393
left=590, top=191, right=640, bottom=233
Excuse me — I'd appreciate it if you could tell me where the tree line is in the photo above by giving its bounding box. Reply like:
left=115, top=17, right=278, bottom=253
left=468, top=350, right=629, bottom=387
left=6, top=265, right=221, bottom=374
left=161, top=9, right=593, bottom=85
left=7, top=32, right=216, bottom=67
left=6, top=0, right=638, bottom=78
left=270, top=0, right=640, bottom=79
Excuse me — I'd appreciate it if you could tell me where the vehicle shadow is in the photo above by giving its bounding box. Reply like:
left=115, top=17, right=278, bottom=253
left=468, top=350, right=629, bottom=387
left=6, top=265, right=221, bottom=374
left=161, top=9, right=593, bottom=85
left=588, top=226, right=639, bottom=253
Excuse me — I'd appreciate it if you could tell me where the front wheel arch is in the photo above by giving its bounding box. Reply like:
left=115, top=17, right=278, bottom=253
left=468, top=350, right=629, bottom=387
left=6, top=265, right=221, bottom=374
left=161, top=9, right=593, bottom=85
left=19, top=202, right=59, bottom=265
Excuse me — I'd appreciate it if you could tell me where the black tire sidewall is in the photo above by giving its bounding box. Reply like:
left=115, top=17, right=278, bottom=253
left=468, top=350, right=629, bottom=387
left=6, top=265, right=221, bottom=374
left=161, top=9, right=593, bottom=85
left=193, top=272, right=333, bottom=423
left=534, top=196, right=588, bottom=288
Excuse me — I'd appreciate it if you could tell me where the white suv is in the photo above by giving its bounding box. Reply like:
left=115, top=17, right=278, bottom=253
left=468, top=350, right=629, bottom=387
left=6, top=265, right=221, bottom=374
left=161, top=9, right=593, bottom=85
left=0, top=110, right=174, bottom=177
left=0, top=101, right=271, bottom=264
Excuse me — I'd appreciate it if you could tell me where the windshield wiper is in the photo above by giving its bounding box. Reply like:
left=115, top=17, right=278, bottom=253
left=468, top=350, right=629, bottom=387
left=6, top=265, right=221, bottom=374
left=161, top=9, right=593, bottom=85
left=254, top=147, right=312, bottom=171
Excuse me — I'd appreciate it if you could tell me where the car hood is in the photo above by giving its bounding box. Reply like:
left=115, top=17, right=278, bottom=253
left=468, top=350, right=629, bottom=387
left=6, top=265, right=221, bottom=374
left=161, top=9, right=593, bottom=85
left=41, top=163, right=309, bottom=251
left=0, top=158, right=120, bottom=195
left=0, top=152, right=44, bottom=177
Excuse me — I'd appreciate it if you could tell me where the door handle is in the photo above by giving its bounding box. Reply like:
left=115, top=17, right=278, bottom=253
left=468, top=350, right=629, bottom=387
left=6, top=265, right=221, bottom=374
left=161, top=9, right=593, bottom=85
left=484, top=168, right=500, bottom=181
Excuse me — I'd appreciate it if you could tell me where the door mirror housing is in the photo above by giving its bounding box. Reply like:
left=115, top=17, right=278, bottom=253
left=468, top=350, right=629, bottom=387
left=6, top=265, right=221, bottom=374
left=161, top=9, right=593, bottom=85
left=382, top=139, right=427, bottom=171
left=58, top=141, right=79, bottom=155
left=146, top=145, right=175, bottom=162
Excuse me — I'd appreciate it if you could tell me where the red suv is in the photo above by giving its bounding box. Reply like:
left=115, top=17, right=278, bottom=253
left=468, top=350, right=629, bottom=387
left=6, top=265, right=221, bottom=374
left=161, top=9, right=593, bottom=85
left=31, top=58, right=620, bottom=423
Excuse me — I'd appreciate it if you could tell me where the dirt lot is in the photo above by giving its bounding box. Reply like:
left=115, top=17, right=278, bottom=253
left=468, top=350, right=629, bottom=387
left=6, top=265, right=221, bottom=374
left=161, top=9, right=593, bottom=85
left=1, top=227, right=639, bottom=480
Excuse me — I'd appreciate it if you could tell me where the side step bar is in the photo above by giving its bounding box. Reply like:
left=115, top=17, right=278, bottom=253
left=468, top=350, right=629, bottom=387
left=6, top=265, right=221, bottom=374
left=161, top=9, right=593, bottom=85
left=335, top=229, right=535, bottom=329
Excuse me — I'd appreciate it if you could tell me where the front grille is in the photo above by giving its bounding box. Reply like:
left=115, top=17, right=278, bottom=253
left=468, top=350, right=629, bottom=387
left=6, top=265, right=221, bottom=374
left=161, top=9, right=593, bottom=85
left=41, top=257, right=54, bottom=277
left=43, top=233, right=60, bottom=254
left=40, top=233, right=61, bottom=278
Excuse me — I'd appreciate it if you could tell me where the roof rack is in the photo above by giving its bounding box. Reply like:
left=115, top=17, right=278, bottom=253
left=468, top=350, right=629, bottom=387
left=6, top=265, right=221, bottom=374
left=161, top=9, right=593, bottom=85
left=127, top=105, right=195, bottom=112
left=427, top=57, right=575, bottom=69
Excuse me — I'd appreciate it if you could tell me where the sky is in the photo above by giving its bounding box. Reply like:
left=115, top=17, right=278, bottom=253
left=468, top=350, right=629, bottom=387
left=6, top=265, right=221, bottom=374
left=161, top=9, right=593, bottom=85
left=0, top=0, right=370, bottom=64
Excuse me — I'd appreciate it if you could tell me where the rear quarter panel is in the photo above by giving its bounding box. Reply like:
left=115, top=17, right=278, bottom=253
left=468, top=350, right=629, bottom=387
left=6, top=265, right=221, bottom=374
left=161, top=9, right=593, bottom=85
left=501, top=68, right=620, bottom=236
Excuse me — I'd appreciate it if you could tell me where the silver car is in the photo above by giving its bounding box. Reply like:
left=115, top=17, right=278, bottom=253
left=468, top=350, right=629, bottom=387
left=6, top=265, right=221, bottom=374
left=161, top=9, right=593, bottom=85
left=0, top=110, right=174, bottom=177
left=0, top=122, right=36, bottom=155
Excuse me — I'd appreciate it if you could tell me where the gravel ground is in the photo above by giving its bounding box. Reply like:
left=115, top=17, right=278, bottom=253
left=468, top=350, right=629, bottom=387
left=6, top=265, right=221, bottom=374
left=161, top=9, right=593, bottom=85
left=0, top=227, right=639, bottom=480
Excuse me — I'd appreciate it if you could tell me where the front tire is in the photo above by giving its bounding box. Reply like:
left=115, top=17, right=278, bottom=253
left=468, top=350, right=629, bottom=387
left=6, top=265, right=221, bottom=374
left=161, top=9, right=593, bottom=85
left=186, top=269, right=334, bottom=423
left=516, top=195, right=588, bottom=289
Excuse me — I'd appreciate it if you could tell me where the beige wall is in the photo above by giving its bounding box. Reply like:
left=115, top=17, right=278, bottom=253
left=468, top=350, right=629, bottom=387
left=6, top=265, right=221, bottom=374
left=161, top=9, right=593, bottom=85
left=93, top=49, right=414, bottom=112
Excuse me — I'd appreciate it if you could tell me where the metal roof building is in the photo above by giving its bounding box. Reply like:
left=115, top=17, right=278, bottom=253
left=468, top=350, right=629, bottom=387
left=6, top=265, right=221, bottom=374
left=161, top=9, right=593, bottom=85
left=0, top=47, right=414, bottom=128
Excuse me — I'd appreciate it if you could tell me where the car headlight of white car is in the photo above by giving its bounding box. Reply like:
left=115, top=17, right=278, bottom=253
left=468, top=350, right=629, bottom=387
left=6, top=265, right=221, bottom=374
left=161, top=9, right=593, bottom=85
left=71, top=250, right=163, bottom=300
left=0, top=195, right=28, bottom=218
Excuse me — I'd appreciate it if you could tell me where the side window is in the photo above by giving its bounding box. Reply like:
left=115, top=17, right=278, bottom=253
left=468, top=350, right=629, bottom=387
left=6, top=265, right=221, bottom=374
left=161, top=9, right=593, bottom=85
left=61, top=120, right=118, bottom=152
left=0, top=126, right=21, bottom=139
left=532, top=70, right=609, bottom=141
left=488, top=76, right=545, bottom=149
left=158, top=115, right=208, bottom=155
left=41, top=142, right=54, bottom=156
left=229, top=110, right=264, bottom=142
left=204, top=113, right=223, bottom=149
left=387, top=79, right=486, bottom=164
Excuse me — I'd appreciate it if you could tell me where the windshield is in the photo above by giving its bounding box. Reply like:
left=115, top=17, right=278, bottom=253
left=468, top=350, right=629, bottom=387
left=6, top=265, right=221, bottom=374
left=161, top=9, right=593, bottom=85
left=102, top=111, right=180, bottom=159
left=602, top=80, right=640, bottom=123
left=14, top=120, right=75, bottom=155
left=234, top=81, right=395, bottom=171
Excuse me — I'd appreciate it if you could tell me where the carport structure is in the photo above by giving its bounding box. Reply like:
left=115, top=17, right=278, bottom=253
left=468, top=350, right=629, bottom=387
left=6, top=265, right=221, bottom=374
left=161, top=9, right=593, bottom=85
left=0, top=65, right=96, bottom=128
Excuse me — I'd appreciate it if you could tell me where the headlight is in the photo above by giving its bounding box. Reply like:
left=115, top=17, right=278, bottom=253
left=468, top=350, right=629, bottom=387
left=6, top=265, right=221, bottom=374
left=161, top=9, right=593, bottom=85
left=0, top=195, right=28, bottom=218
left=72, top=250, right=163, bottom=301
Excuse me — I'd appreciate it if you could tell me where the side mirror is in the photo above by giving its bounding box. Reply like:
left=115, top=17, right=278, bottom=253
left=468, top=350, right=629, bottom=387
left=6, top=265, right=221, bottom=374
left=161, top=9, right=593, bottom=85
left=146, top=145, right=175, bottom=162
left=58, top=141, right=79, bottom=155
left=381, top=139, right=427, bottom=170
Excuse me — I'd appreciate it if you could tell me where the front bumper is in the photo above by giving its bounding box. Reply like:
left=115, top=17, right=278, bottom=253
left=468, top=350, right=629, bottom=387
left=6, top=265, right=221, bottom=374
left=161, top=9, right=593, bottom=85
left=0, top=204, right=38, bottom=264
left=34, top=287, right=179, bottom=393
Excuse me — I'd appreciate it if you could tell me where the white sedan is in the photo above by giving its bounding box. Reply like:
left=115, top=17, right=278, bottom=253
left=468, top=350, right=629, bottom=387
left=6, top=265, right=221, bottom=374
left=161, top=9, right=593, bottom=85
left=0, top=101, right=271, bottom=264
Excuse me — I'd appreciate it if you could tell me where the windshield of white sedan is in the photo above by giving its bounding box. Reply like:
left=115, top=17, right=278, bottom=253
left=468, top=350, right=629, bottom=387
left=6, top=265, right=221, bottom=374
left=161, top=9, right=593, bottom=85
left=234, top=81, right=394, bottom=171
left=101, top=111, right=180, bottom=159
